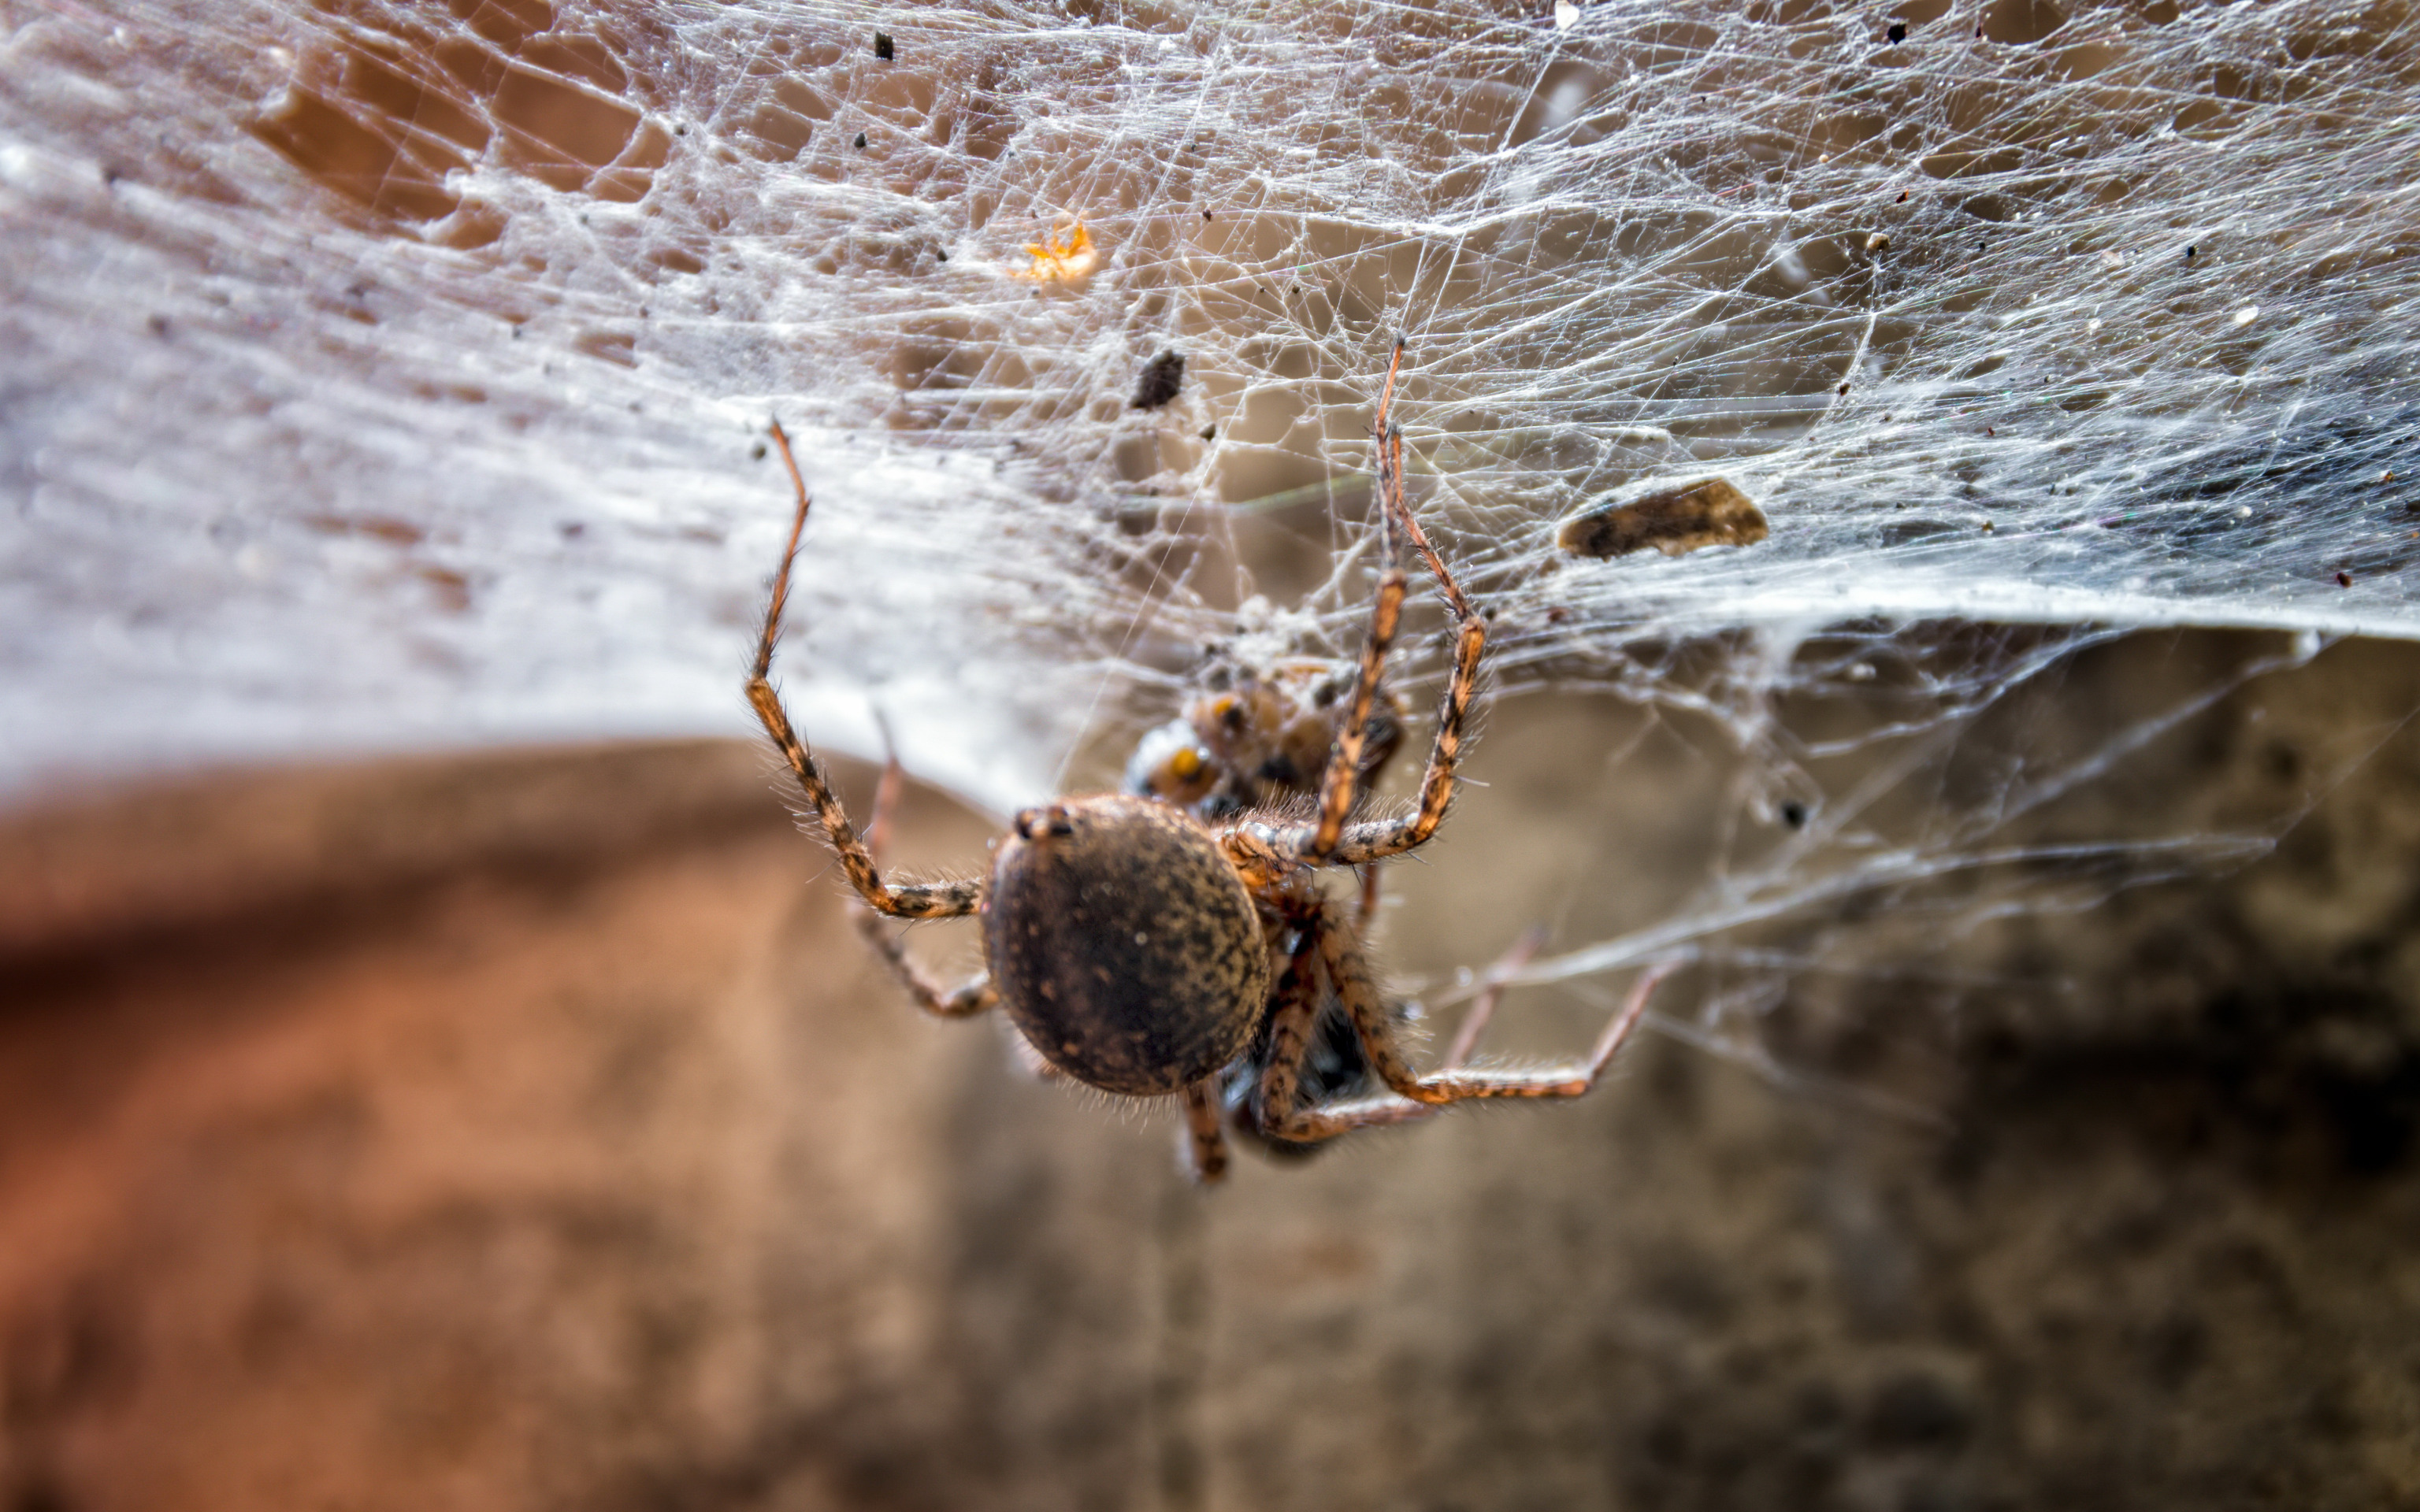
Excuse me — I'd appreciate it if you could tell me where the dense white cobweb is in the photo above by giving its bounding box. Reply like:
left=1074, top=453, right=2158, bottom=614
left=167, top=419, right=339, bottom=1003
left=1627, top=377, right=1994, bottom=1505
left=4, top=0, right=2416, bottom=1062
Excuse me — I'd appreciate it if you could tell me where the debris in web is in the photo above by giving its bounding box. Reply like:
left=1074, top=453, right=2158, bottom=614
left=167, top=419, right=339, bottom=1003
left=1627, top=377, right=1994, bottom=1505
left=1558, top=477, right=1769, bottom=560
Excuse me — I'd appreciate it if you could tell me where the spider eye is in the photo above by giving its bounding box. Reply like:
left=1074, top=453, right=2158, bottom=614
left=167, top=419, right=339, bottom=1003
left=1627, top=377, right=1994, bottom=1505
left=1170, top=746, right=1204, bottom=780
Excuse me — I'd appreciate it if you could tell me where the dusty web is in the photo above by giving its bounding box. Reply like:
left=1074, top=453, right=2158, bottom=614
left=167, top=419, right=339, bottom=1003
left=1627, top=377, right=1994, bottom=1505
left=3, top=0, right=2415, bottom=1077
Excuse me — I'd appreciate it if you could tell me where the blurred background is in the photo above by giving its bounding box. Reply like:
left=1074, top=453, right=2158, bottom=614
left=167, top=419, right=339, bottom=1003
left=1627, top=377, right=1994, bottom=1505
left=5, top=0, right=2418, bottom=1506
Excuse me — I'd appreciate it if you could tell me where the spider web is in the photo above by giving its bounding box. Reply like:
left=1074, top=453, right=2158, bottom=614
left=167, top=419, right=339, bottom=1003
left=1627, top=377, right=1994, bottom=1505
left=4, top=0, right=2415, bottom=1059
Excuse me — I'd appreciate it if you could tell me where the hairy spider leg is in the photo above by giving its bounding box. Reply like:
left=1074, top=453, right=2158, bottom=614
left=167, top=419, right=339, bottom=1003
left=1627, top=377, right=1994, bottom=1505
left=1354, top=865, right=1383, bottom=932
left=1288, top=347, right=1489, bottom=870
left=1439, top=923, right=1550, bottom=1070
left=847, top=712, right=1000, bottom=1018
left=1249, top=932, right=1345, bottom=1133
left=1301, top=365, right=1410, bottom=862
left=748, top=421, right=983, bottom=921
left=852, top=914, right=1000, bottom=1018
left=1178, top=1078, right=1230, bottom=1184
left=1255, top=900, right=1670, bottom=1143
left=1320, top=424, right=1489, bottom=867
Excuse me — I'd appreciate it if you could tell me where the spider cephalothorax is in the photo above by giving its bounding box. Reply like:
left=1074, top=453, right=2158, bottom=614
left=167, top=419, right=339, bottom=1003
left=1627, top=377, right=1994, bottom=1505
left=747, top=343, right=1664, bottom=1182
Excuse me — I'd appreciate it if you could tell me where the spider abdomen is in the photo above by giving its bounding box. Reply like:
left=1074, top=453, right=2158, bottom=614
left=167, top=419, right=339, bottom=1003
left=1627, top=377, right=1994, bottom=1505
left=984, top=794, right=1271, bottom=1095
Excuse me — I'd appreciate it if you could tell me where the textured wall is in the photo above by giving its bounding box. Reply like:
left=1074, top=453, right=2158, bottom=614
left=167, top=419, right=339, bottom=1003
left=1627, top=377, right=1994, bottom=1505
left=3, top=632, right=2418, bottom=1510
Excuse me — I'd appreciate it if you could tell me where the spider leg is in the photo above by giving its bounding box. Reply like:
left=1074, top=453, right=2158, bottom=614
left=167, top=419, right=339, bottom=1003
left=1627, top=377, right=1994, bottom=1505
left=848, top=713, right=997, bottom=1017
left=1249, top=934, right=1331, bottom=1131
left=861, top=706, right=906, bottom=862
left=1298, top=343, right=1412, bottom=865
left=747, top=421, right=981, bottom=921
left=1282, top=344, right=1487, bottom=870
left=1353, top=865, right=1383, bottom=933
left=852, top=914, right=999, bottom=1018
left=1320, top=428, right=1487, bottom=868
left=1252, top=933, right=1435, bottom=1142
left=1248, top=906, right=1430, bottom=1142
left=1439, top=924, right=1550, bottom=1071
left=1328, top=914, right=1668, bottom=1104
left=1177, top=1078, right=1230, bottom=1184
left=1261, top=904, right=1667, bottom=1143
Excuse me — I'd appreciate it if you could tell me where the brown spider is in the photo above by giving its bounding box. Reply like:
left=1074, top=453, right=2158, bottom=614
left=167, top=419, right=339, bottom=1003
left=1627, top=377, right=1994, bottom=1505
left=747, top=343, right=1666, bottom=1183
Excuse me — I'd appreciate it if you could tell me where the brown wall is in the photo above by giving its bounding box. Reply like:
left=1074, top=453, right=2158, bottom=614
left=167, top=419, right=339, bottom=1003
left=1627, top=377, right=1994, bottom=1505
left=4, top=633, right=2418, bottom=1510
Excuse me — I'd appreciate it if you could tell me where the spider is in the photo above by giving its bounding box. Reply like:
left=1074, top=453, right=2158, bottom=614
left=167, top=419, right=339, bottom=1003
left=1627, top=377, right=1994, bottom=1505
left=746, top=343, right=1667, bottom=1183
left=1122, top=634, right=1418, bottom=1160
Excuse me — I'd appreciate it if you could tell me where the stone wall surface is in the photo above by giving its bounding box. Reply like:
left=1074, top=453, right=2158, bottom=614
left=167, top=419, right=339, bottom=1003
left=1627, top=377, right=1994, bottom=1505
left=3, top=632, right=2418, bottom=1511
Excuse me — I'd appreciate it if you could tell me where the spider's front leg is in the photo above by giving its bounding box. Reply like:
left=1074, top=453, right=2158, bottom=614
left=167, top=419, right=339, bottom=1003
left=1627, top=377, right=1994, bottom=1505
left=1320, top=421, right=1490, bottom=869
left=1257, top=901, right=1668, bottom=1143
left=747, top=421, right=982, bottom=923
left=1286, top=343, right=1488, bottom=871
left=1299, top=345, right=1411, bottom=865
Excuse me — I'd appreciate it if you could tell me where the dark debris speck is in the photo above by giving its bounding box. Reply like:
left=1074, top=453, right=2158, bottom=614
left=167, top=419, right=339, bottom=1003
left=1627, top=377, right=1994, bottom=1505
left=1130, top=350, right=1186, bottom=410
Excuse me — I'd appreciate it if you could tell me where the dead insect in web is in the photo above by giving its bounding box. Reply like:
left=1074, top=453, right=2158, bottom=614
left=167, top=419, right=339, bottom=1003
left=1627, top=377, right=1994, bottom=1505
left=1125, top=654, right=1407, bottom=822
left=747, top=345, right=1669, bottom=1182
left=1558, top=476, right=1769, bottom=560
left=1131, top=349, right=1185, bottom=410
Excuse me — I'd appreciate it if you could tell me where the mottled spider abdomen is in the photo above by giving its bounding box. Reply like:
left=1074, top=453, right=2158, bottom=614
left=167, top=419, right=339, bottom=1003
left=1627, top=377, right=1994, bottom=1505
left=984, top=794, right=1271, bottom=1095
